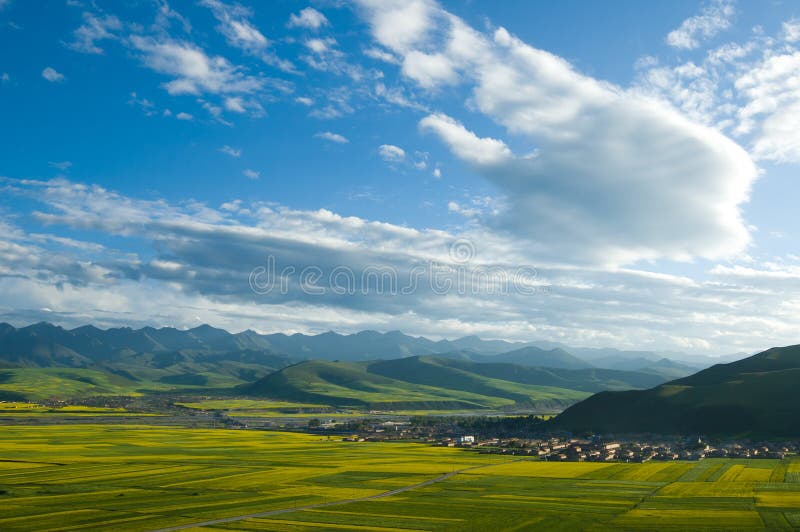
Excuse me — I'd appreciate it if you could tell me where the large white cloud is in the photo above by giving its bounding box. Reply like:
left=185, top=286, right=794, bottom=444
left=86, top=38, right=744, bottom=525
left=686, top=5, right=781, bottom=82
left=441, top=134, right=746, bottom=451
left=3, top=177, right=800, bottom=355
left=357, top=2, right=757, bottom=264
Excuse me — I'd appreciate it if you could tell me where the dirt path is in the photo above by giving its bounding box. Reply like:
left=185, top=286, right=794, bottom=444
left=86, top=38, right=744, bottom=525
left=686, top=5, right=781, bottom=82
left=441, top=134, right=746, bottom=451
left=151, top=461, right=511, bottom=531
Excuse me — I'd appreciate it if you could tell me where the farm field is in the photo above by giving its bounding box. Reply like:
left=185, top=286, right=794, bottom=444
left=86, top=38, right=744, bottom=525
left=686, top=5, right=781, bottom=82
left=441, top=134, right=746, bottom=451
left=174, top=398, right=536, bottom=421
left=0, top=425, right=798, bottom=531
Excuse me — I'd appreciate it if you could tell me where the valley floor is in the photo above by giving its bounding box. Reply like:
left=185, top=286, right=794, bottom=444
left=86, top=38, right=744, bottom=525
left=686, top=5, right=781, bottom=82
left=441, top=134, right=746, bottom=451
left=1, top=424, right=800, bottom=530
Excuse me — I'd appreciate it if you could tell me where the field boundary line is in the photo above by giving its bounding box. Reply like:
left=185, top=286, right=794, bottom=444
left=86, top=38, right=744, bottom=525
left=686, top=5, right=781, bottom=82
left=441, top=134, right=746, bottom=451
left=150, top=459, right=523, bottom=531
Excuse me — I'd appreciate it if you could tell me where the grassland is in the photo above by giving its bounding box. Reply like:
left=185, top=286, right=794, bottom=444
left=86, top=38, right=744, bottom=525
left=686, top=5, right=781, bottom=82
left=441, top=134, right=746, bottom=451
left=0, top=368, right=247, bottom=402
left=173, top=398, right=521, bottom=420
left=1, top=425, right=800, bottom=531
left=244, top=359, right=592, bottom=411
left=0, top=402, right=161, bottom=418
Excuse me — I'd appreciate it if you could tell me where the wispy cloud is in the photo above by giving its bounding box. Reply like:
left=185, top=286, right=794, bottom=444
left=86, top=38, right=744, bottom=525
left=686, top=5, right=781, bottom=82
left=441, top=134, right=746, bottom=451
left=315, top=131, right=349, bottom=144
left=67, top=12, right=121, bottom=54
left=200, top=0, right=268, bottom=52
left=243, top=168, right=260, bottom=179
left=48, top=161, right=73, bottom=171
left=200, top=0, right=294, bottom=72
left=666, top=0, right=735, bottom=50
left=129, top=36, right=264, bottom=96
left=219, top=145, right=242, bottom=157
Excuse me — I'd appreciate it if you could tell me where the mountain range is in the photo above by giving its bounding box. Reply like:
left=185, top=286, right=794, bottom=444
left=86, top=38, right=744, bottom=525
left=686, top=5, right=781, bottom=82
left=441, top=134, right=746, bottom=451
left=0, top=322, right=712, bottom=372
left=0, top=322, right=689, bottom=404
left=2, top=322, right=792, bottom=437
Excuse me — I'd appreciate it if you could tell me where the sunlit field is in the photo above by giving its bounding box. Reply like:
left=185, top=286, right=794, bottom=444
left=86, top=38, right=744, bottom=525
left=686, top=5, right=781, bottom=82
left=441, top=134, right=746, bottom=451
left=1, top=425, right=799, bottom=531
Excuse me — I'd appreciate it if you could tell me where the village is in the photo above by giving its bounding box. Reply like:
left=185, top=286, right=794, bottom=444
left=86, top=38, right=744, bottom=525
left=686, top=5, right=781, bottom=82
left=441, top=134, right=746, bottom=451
left=314, top=417, right=796, bottom=463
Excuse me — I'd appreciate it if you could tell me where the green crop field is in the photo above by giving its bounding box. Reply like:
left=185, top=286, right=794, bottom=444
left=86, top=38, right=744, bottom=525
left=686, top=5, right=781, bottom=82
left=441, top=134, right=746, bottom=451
left=1, top=425, right=800, bottom=531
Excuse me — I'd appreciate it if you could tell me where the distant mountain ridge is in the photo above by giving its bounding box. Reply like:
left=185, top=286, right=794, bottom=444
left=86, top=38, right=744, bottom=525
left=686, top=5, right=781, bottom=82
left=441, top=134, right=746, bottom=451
left=0, top=322, right=704, bottom=405
left=552, top=344, right=800, bottom=437
left=0, top=322, right=722, bottom=367
left=0, top=322, right=714, bottom=395
left=241, top=356, right=667, bottom=411
left=0, top=322, right=531, bottom=367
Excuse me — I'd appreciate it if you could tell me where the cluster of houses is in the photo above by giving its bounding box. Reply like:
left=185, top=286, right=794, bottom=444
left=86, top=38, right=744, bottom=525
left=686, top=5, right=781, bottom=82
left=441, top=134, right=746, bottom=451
left=432, top=435, right=792, bottom=462
left=312, top=417, right=797, bottom=462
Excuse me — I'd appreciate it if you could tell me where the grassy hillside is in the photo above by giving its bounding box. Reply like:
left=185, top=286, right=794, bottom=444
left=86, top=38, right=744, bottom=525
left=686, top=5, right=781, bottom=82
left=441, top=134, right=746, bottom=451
left=243, top=356, right=668, bottom=411
left=242, top=360, right=546, bottom=409
left=447, top=356, right=664, bottom=391
left=0, top=368, right=142, bottom=400
left=553, top=344, right=800, bottom=437
left=0, top=366, right=249, bottom=401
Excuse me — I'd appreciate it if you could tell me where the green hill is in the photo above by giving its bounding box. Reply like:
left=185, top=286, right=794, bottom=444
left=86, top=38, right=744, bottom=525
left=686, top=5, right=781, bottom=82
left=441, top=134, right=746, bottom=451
left=242, top=356, right=667, bottom=411
left=0, top=368, right=141, bottom=401
left=552, top=344, right=800, bottom=437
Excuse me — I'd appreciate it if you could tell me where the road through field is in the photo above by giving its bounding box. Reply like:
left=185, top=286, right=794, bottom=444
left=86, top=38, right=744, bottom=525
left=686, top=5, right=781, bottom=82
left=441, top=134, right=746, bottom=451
left=151, top=461, right=515, bottom=532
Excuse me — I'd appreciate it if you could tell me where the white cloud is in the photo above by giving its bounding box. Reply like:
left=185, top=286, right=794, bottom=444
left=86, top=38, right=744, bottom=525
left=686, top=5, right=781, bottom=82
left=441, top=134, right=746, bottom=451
left=200, top=0, right=296, bottom=73
left=301, top=37, right=370, bottom=81
left=295, top=96, right=314, bottom=106
left=128, top=91, right=157, bottom=116
left=48, top=161, right=72, bottom=171
left=243, top=168, right=260, bottom=179
left=41, top=67, right=65, bottom=83
left=67, top=12, right=121, bottom=54
left=200, top=0, right=267, bottom=51
left=315, top=131, right=349, bottom=144
left=784, top=19, right=800, bottom=43
left=219, top=145, right=241, bottom=157
left=433, top=167, right=441, bottom=178
left=735, top=51, right=800, bottom=163
left=287, top=7, right=329, bottom=31
left=224, top=96, right=245, bottom=113
left=635, top=17, right=800, bottom=164
left=152, top=1, right=192, bottom=34
left=356, top=0, right=436, bottom=54
left=420, top=114, right=511, bottom=166
left=305, top=37, right=336, bottom=54
left=359, top=1, right=757, bottom=265
left=402, top=51, right=458, bottom=88
left=364, top=47, right=399, bottom=64
left=176, top=111, right=193, bottom=120
left=4, top=177, right=800, bottom=354
left=447, top=200, right=481, bottom=218
left=666, top=0, right=735, bottom=50
left=129, top=36, right=264, bottom=96
left=378, top=144, right=406, bottom=162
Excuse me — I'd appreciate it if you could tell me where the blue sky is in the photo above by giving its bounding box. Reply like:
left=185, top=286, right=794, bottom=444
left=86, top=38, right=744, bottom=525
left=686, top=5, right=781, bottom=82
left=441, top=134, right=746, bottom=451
left=1, top=0, right=800, bottom=355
